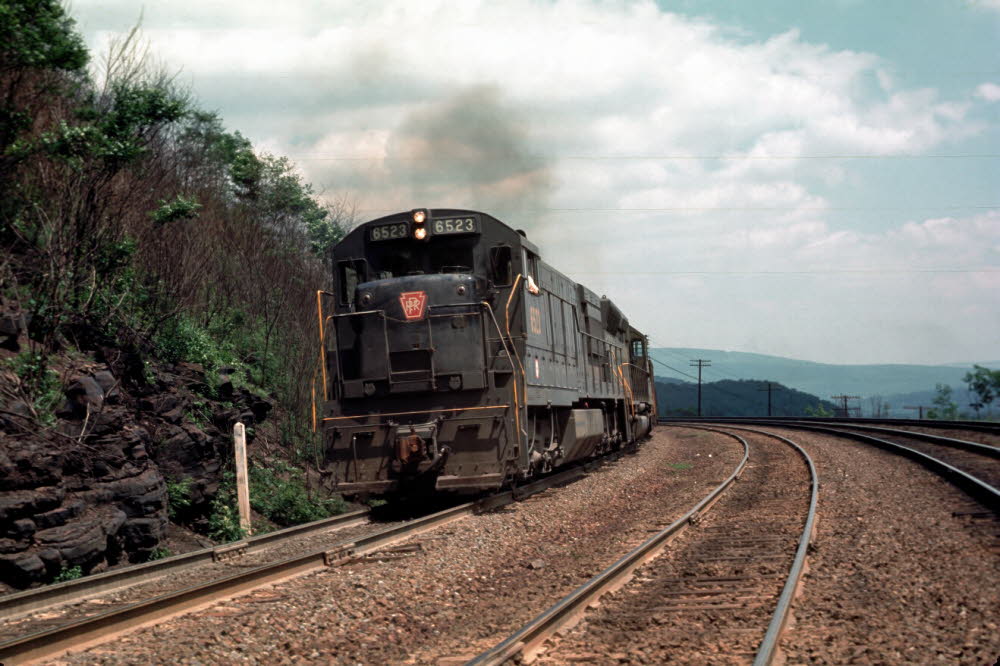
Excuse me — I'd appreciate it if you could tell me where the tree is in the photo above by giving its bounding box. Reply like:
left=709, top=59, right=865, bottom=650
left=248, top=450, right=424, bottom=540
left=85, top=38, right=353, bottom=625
left=926, top=384, right=959, bottom=420
left=805, top=403, right=834, bottom=417
left=963, top=365, right=1000, bottom=417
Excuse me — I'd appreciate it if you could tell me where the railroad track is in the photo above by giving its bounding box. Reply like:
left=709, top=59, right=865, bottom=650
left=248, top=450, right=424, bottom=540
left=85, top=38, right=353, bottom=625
left=819, top=423, right=1000, bottom=490
left=660, top=416, right=1000, bottom=436
left=681, top=419, right=1000, bottom=508
left=0, top=507, right=372, bottom=622
left=0, top=458, right=606, bottom=665
left=469, top=425, right=818, bottom=665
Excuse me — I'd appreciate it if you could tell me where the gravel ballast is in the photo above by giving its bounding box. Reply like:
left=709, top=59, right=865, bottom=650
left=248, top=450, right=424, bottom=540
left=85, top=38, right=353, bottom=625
left=769, top=427, right=1000, bottom=663
left=63, top=428, right=741, bottom=664
left=535, top=426, right=812, bottom=664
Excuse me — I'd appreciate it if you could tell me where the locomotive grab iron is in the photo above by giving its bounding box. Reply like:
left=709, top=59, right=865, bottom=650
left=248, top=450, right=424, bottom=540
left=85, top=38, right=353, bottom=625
left=317, top=209, right=656, bottom=494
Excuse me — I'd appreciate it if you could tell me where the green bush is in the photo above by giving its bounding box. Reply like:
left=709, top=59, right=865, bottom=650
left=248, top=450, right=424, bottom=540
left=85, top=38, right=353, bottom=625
left=165, top=476, right=193, bottom=520
left=153, top=315, right=222, bottom=366
left=250, top=460, right=345, bottom=526
left=206, top=478, right=246, bottom=543
left=54, top=565, right=83, bottom=582
left=7, top=351, right=62, bottom=425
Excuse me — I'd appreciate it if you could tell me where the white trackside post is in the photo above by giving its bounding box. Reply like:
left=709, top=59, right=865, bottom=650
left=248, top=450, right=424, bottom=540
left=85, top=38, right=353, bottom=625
left=234, top=422, right=252, bottom=535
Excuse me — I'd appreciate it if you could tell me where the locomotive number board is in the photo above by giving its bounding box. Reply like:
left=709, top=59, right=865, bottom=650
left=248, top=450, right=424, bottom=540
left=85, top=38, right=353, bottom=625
left=431, top=216, right=479, bottom=235
left=368, top=221, right=409, bottom=241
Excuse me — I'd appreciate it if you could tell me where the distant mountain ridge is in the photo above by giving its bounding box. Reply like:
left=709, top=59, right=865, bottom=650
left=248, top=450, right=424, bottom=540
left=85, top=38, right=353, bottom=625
left=649, top=347, right=996, bottom=400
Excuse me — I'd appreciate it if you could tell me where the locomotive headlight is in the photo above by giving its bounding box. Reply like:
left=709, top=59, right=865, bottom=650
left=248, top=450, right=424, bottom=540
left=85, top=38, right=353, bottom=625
left=411, top=209, right=428, bottom=224
left=414, top=227, right=428, bottom=240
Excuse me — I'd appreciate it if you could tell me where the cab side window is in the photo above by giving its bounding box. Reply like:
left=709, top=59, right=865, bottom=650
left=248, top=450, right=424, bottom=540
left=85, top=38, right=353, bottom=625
left=489, top=245, right=513, bottom=286
left=337, top=259, right=367, bottom=306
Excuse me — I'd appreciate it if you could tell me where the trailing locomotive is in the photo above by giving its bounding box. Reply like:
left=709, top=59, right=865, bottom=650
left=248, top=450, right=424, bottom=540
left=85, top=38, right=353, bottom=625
left=316, top=209, right=656, bottom=494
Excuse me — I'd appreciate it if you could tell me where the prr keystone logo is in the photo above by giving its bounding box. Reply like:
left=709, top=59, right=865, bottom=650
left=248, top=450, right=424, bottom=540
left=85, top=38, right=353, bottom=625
left=399, top=291, right=427, bottom=320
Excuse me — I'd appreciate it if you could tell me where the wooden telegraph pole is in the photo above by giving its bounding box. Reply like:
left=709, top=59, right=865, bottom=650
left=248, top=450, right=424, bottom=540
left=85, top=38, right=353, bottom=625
left=689, top=359, right=712, bottom=417
left=758, top=382, right=783, bottom=417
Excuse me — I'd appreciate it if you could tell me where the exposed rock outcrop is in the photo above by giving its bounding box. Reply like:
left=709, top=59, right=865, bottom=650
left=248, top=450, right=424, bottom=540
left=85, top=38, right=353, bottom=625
left=0, top=353, right=273, bottom=588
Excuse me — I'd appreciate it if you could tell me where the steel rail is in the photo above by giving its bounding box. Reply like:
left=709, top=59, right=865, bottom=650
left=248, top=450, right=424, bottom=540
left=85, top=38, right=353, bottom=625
left=703, top=425, right=819, bottom=665
left=467, top=426, right=751, bottom=666
left=691, top=419, right=1000, bottom=509
left=0, top=464, right=589, bottom=665
left=0, top=507, right=371, bottom=621
left=659, top=416, right=1000, bottom=436
left=819, top=423, right=1000, bottom=457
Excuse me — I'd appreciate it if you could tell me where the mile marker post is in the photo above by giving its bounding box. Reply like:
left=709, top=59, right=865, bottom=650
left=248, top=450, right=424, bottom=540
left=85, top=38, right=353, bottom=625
left=233, top=422, right=252, bottom=535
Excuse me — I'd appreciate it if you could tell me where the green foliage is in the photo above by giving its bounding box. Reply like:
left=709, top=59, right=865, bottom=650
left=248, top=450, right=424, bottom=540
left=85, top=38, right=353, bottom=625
left=963, top=365, right=1000, bottom=414
left=151, top=195, right=201, bottom=225
left=3, top=4, right=344, bottom=507
left=54, top=565, right=83, bottom=582
left=154, top=315, right=224, bottom=366
left=166, top=476, right=194, bottom=520
left=207, top=473, right=247, bottom=543
left=185, top=400, right=211, bottom=428
left=6, top=351, right=62, bottom=425
left=26, top=82, right=188, bottom=169
left=0, top=0, right=88, bottom=72
left=250, top=459, right=346, bottom=526
left=149, top=546, right=173, bottom=561
left=805, top=403, right=834, bottom=417
left=927, top=384, right=959, bottom=420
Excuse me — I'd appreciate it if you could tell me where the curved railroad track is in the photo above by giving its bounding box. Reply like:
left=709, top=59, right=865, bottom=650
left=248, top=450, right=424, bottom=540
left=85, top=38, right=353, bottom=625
left=673, top=418, right=1000, bottom=508
left=470, top=425, right=818, bottom=665
left=660, top=416, right=1000, bottom=436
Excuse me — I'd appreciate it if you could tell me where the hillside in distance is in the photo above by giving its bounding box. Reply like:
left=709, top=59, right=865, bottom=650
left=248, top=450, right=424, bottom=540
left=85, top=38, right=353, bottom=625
left=655, top=379, right=836, bottom=417
left=649, top=347, right=994, bottom=399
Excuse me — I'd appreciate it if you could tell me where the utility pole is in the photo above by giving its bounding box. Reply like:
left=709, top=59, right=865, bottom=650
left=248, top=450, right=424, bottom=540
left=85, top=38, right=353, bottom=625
left=758, top=382, right=783, bottom=417
left=904, top=405, right=929, bottom=419
left=690, top=359, right=711, bottom=417
left=831, top=395, right=861, bottom=418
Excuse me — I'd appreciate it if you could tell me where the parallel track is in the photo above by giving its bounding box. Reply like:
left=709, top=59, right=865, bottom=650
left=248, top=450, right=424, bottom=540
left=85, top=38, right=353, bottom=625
left=0, top=460, right=600, bottom=665
left=660, top=416, right=1000, bottom=436
left=677, top=419, right=1000, bottom=508
left=0, top=507, right=371, bottom=621
left=469, top=425, right=819, bottom=665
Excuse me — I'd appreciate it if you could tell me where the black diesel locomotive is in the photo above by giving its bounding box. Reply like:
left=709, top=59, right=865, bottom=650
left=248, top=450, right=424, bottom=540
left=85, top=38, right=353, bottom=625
left=317, top=209, right=656, bottom=494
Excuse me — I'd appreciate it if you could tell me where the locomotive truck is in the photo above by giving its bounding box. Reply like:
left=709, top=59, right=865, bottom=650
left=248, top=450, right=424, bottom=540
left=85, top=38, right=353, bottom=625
left=316, top=208, right=656, bottom=494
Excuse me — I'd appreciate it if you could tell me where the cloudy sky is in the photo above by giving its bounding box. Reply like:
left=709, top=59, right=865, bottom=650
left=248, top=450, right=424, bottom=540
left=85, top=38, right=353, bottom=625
left=71, top=0, right=999, bottom=366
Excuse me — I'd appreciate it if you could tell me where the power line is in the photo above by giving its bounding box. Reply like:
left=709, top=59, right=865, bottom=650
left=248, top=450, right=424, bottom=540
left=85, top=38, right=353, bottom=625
left=648, top=355, right=701, bottom=382
left=289, top=153, right=1000, bottom=161
left=594, top=269, right=1000, bottom=274
left=354, top=205, right=999, bottom=213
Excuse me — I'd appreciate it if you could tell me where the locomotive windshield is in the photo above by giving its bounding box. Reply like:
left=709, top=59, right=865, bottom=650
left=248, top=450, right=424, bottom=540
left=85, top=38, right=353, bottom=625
left=363, top=237, right=478, bottom=279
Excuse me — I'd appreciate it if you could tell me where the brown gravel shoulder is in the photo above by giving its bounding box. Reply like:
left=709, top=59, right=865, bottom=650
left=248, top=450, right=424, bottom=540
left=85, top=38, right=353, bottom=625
left=63, top=427, right=742, bottom=665
left=770, top=427, right=1000, bottom=664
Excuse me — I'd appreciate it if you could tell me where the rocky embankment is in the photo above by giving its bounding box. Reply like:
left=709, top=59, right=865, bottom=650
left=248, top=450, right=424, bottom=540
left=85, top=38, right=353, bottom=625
left=0, top=309, right=272, bottom=588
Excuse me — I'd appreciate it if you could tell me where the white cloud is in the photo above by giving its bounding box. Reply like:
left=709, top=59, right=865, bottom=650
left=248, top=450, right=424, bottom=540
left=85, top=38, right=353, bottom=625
left=975, top=82, right=1000, bottom=102
left=71, top=0, right=998, bottom=364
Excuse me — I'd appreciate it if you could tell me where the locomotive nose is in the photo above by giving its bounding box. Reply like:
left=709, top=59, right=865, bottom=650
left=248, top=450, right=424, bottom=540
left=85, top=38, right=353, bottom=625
left=340, top=272, right=487, bottom=397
